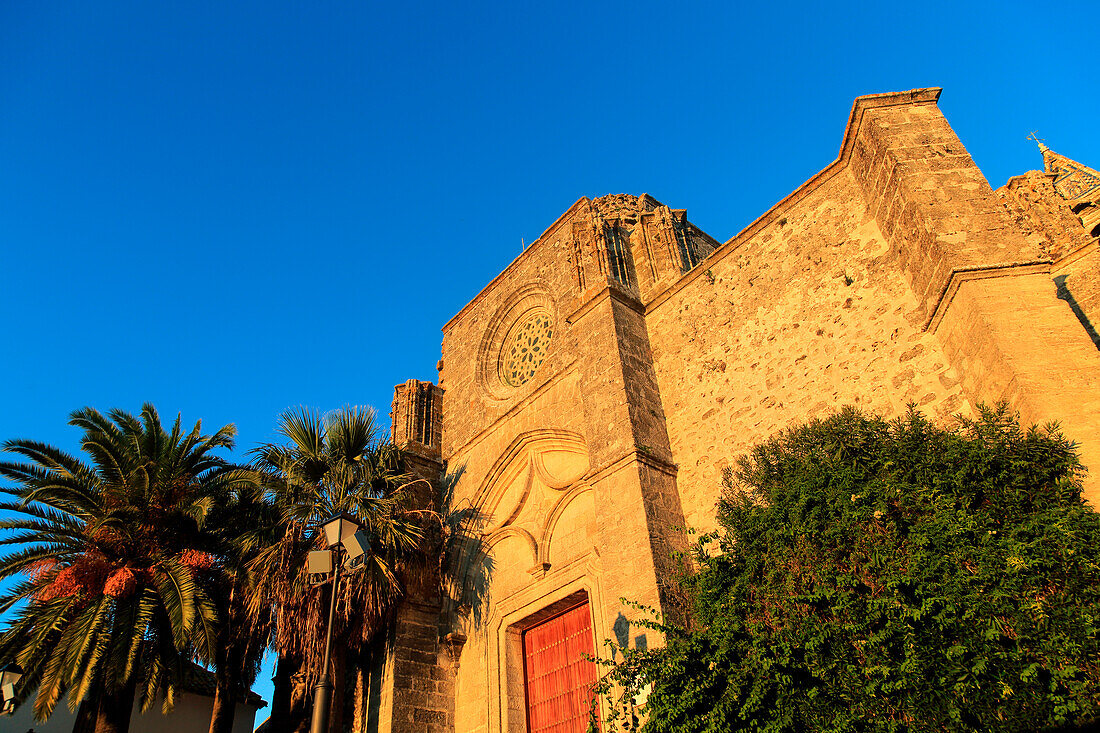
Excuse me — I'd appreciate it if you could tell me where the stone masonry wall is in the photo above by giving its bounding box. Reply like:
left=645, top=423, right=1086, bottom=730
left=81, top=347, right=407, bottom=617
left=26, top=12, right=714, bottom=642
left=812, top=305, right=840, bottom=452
left=996, top=171, right=1092, bottom=262
left=932, top=271, right=1100, bottom=504
left=997, top=169, right=1100, bottom=360
left=848, top=95, right=1042, bottom=325
left=439, top=218, right=584, bottom=460
left=1053, top=245, right=1100, bottom=349
left=364, top=601, right=455, bottom=733
left=647, top=168, right=970, bottom=534
left=848, top=93, right=1100, bottom=501
left=387, top=88, right=1100, bottom=733
left=994, top=169, right=1100, bottom=351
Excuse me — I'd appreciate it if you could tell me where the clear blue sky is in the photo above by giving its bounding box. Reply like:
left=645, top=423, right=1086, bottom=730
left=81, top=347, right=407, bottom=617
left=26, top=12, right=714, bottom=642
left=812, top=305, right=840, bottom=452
left=2, top=0, right=1097, bottom=726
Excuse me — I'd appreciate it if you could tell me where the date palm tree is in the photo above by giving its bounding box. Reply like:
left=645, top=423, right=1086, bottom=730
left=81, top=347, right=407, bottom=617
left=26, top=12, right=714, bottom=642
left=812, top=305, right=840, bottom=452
left=0, top=404, right=235, bottom=733
left=246, top=405, right=425, bottom=733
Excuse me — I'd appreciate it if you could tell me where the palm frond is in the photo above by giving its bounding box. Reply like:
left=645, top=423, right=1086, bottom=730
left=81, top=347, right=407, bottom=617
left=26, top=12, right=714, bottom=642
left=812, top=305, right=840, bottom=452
left=0, top=403, right=239, bottom=716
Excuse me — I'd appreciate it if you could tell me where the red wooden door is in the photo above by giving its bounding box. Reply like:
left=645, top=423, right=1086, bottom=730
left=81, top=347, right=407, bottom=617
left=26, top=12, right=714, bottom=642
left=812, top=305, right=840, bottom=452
left=523, top=602, right=600, bottom=733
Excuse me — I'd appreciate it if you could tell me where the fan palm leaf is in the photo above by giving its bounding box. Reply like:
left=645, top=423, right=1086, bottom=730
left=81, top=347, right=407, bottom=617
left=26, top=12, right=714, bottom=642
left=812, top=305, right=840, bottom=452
left=244, top=405, right=431, bottom=732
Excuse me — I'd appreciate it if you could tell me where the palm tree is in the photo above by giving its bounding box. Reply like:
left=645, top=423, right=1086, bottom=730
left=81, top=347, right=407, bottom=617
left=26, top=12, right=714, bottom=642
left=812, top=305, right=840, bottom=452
left=201, top=478, right=277, bottom=733
left=0, top=404, right=235, bottom=733
left=246, top=405, right=425, bottom=733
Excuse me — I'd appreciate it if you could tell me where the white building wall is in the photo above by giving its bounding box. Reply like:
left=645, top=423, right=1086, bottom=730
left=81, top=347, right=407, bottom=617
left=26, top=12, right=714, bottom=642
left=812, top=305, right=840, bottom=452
left=2, top=693, right=261, bottom=733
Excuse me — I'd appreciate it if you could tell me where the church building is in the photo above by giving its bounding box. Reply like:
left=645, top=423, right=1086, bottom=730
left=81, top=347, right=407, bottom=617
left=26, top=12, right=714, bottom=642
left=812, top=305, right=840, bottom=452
left=370, top=88, right=1100, bottom=733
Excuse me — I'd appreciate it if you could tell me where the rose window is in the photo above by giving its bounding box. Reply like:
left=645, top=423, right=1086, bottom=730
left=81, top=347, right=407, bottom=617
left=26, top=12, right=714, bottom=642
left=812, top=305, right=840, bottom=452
left=501, top=311, right=554, bottom=387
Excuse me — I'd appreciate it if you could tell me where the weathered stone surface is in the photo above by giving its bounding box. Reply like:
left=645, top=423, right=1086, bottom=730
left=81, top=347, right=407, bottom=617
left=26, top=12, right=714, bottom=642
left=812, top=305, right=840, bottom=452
left=996, top=170, right=1091, bottom=261
left=366, top=88, right=1100, bottom=733
left=647, top=168, right=969, bottom=534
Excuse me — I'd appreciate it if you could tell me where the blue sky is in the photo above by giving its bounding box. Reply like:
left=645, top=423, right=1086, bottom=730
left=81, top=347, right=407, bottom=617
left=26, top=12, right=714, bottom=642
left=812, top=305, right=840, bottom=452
left=2, top=0, right=1098, bottom=726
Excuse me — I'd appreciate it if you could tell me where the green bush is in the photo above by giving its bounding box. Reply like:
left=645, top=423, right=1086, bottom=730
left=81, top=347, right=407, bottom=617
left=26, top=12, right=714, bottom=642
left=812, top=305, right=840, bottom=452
left=597, top=405, right=1100, bottom=732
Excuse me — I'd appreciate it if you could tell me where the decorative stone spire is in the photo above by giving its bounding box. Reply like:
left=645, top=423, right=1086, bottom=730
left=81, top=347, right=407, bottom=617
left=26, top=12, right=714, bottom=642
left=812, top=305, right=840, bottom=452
left=1034, top=140, right=1100, bottom=238
left=1037, top=144, right=1100, bottom=202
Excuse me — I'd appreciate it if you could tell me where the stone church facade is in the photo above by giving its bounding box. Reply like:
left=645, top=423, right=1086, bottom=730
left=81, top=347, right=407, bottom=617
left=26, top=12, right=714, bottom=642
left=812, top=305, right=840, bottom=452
left=367, top=88, right=1100, bottom=732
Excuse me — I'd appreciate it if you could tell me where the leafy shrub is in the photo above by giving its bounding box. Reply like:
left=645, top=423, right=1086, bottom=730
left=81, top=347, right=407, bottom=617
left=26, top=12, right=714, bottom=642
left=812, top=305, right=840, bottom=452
left=596, top=405, right=1100, bottom=732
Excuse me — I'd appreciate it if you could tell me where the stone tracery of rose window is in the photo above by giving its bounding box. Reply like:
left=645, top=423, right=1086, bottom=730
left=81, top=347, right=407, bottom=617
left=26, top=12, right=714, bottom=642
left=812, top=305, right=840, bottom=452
left=501, top=311, right=553, bottom=387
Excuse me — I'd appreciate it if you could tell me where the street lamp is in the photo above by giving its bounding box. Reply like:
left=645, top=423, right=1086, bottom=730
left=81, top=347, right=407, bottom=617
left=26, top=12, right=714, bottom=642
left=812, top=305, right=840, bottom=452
left=321, top=512, right=359, bottom=548
left=1, top=663, right=23, bottom=715
left=309, top=513, right=363, bottom=733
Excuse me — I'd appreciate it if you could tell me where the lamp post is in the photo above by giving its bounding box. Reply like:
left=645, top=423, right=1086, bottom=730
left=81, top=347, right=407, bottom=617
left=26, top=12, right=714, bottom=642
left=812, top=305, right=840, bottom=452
left=309, top=513, right=364, bottom=733
left=1, top=663, right=23, bottom=715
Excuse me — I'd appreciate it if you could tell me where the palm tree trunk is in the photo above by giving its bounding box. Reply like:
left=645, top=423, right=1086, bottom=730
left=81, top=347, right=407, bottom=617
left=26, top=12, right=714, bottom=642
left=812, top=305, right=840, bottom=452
left=291, top=700, right=311, bottom=733
left=351, top=660, right=366, bottom=733
left=94, top=677, right=137, bottom=733
left=290, top=674, right=312, bottom=733
left=74, top=695, right=98, bottom=733
left=208, top=671, right=238, bottom=733
left=209, top=634, right=246, bottom=733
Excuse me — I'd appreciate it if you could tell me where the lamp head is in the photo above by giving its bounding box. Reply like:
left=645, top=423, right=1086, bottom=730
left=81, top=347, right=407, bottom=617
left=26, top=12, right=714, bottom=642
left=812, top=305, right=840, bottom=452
left=0, top=663, right=22, bottom=691
left=0, top=663, right=21, bottom=713
left=342, top=530, right=371, bottom=566
left=321, top=513, right=361, bottom=549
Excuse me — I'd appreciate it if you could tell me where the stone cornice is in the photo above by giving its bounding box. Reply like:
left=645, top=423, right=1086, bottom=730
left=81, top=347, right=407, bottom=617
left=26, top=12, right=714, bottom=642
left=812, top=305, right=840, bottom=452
left=926, top=261, right=1053, bottom=334
left=584, top=447, right=679, bottom=486
left=926, top=238, right=1098, bottom=333
left=1052, top=238, right=1099, bottom=271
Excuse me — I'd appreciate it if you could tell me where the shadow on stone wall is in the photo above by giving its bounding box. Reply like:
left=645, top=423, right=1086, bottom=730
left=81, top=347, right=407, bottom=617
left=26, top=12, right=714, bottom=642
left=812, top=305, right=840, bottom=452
left=1055, top=275, right=1100, bottom=350
left=438, top=465, right=495, bottom=635
left=612, top=612, right=648, bottom=659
